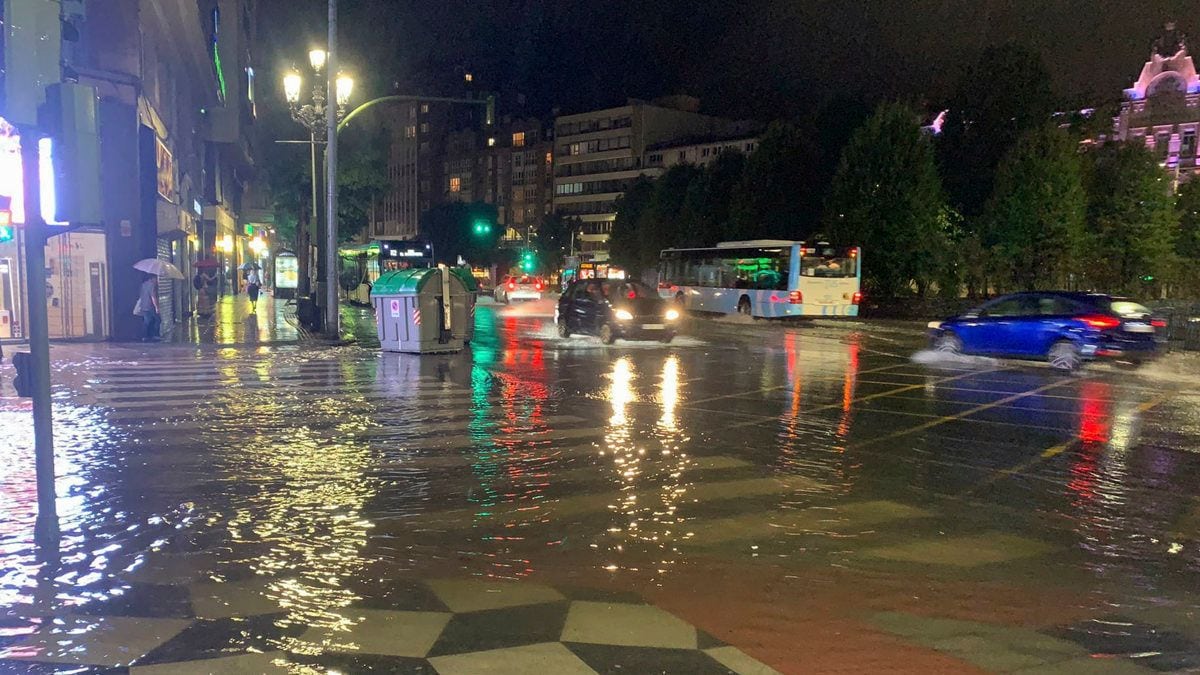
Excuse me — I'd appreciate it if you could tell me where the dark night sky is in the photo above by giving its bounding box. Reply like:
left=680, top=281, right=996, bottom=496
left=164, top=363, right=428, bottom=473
left=258, top=0, right=1199, bottom=121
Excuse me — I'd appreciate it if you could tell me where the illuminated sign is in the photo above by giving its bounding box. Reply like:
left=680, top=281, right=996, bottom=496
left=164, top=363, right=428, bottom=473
left=244, top=223, right=254, bottom=236
left=155, top=137, right=174, bottom=200
left=275, top=253, right=298, bottom=289
left=210, top=9, right=227, bottom=103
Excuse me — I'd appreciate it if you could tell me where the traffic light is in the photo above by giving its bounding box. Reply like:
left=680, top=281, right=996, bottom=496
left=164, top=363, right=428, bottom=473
left=472, top=219, right=492, bottom=236
left=520, top=249, right=536, bottom=272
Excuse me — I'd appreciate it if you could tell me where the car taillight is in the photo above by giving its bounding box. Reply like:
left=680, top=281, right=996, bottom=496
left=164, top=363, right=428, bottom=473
left=851, top=291, right=862, bottom=304
left=1080, top=315, right=1121, bottom=330
left=1151, top=318, right=1167, bottom=328
left=507, top=281, right=516, bottom=291
left=535, top=281, right=544, bottom=291
left=789, top=290, right=803, bottom=304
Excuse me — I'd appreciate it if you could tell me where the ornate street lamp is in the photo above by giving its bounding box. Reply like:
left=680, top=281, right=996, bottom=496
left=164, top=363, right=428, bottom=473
left=281, top=50, right=353, bottom=320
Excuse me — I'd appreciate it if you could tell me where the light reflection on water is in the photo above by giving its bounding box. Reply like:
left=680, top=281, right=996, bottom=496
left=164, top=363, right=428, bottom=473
left=1, top=315, right=1200, bottom=662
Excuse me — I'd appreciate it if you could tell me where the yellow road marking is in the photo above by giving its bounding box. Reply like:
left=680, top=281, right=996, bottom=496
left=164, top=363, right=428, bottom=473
left=967, top=390, right=1173, bottom=494
left=847, top=379, right=1066, bottom=451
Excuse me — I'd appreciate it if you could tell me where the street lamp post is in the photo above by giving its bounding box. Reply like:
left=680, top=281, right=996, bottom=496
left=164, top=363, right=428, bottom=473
left=282, top=50, right=352, bottom=332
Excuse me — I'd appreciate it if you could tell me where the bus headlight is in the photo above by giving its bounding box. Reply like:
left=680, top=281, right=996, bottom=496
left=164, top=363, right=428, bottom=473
left=665, top=309, right=680, bottom=321
left=614, top=309, right=634, bottom=321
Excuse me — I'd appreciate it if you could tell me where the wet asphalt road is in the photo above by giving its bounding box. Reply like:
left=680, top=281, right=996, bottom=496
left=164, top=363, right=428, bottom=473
left=1, top=298, right=1200, bottom=673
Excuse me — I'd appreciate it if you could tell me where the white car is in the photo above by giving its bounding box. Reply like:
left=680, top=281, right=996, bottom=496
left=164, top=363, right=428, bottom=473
left=494, top=275, right=544, bottom=303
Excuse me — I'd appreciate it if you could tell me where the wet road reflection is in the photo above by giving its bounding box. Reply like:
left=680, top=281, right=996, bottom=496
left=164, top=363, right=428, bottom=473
left=2, top=302, right=1200, bottom=671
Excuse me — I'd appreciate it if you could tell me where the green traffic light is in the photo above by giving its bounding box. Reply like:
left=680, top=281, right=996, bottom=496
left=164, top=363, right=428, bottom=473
left=0, top=225, right=12, bottom=243
left=473, top=220, right=492, bottom=235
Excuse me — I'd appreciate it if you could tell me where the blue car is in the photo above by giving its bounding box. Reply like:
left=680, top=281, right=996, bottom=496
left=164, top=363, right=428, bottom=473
left=928, top=292, right=1163, bottom=371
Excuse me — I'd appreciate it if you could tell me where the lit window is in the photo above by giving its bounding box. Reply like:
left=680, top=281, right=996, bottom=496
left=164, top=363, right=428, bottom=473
left=464, top=72, right=473, bottom=83
left=488, top=137, right=496, bottom=147
left=512, top=131, right=526, bottom=147
left=405, top=125, right=416, bottom=138
left=449, top=177, right=461, bottom=192
left=545, top=152, right=552, bottom=166
left=420, top=103, right=429, bottom=113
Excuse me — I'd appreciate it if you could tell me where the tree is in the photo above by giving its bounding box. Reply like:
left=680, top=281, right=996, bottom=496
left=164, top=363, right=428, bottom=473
left=823, top=102, right=952, bottom=297
left=1176, top=178, right=1200, bottom=293
left=981, top=125, right=1087, bottom=291
left=533, top=213, right=578, bottom=273
left=729, top=121, right=823, bottom=241
left=939, top=44, right=1057, bottom=221
left=681, top=150, right=747, bottom=247
left=609, top=176, right=656, bottom=274
left=418, top=201, right=501, bottom=265
left=640, top=163, right=701, bottom=263
left=335, top=127, right=390, bottom=243
left=1082, top=144, right=1179, bottom=294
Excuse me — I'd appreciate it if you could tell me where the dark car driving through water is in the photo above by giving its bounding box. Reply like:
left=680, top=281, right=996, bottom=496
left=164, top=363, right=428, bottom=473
left=557, top=279, right=681, bottom=344
left=928, top=291, right=1164, bottom=371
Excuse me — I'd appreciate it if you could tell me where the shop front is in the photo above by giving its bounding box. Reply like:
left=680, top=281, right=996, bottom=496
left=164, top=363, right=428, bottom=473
left=0, top=116, right=113, bottom=341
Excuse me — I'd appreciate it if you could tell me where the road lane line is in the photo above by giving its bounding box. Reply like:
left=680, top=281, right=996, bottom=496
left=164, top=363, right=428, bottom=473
left=846, top=379, right=1067, bottom=451
left=683, top=363, right=913, bottom=406
left=964, top=391, right=1173, bottom=494
left=721, top=366, right=1009, bottom=430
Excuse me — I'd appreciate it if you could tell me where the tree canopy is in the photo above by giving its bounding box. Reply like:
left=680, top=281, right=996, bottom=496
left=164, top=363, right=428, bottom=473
left=824, top=102, right=952, bottom=296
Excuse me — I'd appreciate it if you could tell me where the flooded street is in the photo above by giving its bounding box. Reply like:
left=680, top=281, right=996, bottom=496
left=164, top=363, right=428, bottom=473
left=2, top=299, right=1200, bottom=673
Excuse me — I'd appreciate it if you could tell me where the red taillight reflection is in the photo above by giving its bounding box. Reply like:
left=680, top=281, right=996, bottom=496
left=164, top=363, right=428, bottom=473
left=1151, top=318, right=1167, bottom=328
left=1080, top=315, right=1121, bottom=330
left=851, top=291, right=862, bottom=304
left=789, top=290, right=803, bottom=304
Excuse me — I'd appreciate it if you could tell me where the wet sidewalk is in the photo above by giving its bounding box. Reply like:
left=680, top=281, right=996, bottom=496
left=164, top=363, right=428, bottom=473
left=168, top=293, right=304, bottom=346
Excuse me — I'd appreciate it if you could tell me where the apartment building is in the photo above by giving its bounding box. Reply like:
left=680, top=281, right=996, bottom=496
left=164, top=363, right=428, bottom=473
left=553, top=98, right=739, bottom=261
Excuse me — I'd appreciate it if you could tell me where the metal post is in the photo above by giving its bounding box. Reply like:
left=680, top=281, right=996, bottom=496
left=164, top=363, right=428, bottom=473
left=310, top=130, right=319, bottom=295
left=19, top=130, right=58, bottom=544
left=324, top=0, right=340, bottom=337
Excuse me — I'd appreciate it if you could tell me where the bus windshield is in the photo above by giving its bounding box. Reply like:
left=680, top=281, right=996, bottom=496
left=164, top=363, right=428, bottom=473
left=800, top=246, right=857, bottom=278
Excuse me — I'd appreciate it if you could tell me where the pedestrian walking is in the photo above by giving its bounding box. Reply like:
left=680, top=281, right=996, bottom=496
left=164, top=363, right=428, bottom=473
left=245, top=268, right=262, bottom=311
left=134, top=273, right=161, bottom=341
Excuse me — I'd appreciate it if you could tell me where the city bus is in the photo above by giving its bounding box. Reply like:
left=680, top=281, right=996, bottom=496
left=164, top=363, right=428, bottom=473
left=339, top=239, right=434, bottom=305
left=657, top=240, right=862, bottom=318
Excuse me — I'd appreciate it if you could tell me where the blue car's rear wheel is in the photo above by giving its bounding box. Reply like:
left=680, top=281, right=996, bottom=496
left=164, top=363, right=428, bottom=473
left=1049, top=340, right=1082, bottom=371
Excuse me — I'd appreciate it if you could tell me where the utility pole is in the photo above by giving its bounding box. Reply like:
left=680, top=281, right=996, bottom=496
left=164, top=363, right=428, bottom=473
left=324, top=0, right=341, bottom=337
left=20, top=130, right=59, bottom=545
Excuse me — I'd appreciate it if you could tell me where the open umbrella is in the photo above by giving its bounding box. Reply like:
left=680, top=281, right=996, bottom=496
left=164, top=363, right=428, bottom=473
left=239, top=261, right=260, bottom=271
left=194, top=258, right=220, bottom=269
left=133, top=258, right=184, bottom=280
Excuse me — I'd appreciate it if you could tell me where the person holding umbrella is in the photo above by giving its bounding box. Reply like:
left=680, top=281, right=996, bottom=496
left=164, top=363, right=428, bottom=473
left=132, top=258, right=183, bottom=341
left=194, top=259, right=219, bottom=317
left=241, top=262, right=262, bottom=312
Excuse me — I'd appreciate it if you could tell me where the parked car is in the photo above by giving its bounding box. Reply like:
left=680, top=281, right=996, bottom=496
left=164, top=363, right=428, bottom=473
left=928, top=292, right=1164, bottom=371
left=557, top=279, right=681, bottom=344
left=494, top=275, right=544, bottom=303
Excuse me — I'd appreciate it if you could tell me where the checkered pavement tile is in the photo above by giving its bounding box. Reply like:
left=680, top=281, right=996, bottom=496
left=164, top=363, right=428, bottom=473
left=0, top=578, right=785, bottom=674
left=1052, top=616, right=1200, bottom=672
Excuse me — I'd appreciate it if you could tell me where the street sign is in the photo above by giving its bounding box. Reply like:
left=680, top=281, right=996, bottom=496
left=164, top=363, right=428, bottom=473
left=389, top=298, right=401, bottom=318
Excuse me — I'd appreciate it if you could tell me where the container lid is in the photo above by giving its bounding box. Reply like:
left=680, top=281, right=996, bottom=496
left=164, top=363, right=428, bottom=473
left=447, top=267, right=479, bottom=292
left=371, top=268, right=438, bottom=295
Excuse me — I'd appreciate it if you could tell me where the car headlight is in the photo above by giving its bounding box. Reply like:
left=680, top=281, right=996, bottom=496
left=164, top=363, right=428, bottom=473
left=665, top=308, right=680, bottom=321
left=614, top=309, right=634, bottom=321
left=927, top=321, right=942, bottom=330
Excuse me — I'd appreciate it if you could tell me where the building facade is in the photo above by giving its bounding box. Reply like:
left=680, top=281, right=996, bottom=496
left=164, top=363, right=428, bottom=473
left=370, top=100, right=455, bottom=240
left=552, top=99, right=741, bottom=261
left=645, top=133, right=760, bottom=171
left=1115, top=23, right=1200, bottom=183
left=0, top=0, right=263, bottom=341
